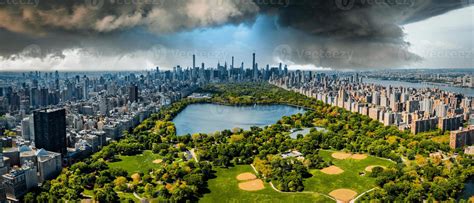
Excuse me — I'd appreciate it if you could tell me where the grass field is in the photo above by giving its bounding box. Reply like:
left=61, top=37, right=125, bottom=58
left=200, top=165, right=333, bottom=203
left=304, top=150, right=395, bottom=195
left=107, top=150, right=163, bottom=174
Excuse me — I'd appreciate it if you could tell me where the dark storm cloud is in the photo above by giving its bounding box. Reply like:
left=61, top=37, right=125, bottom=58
left=259, top=0, right=468, bottom=68
left=0, top=0, right=470, bottom=69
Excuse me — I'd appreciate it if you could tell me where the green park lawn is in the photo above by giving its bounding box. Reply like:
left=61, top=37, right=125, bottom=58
left=107, top=150, right=163, bottom=174
left=200, top=165, right=332, bottom=203
left=304, top=150, right=395, bottom=195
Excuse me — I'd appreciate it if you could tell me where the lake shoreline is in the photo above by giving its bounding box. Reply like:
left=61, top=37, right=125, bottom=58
left=172, top=103, right=306, bottom=136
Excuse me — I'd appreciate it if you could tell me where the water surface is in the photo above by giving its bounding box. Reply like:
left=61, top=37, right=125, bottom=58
left=173, top=103, right=306, bottom=135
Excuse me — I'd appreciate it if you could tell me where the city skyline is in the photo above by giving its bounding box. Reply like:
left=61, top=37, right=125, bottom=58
left=0, top=1, right=473, bottom=202
left=0, top=55, right=473, bottom=201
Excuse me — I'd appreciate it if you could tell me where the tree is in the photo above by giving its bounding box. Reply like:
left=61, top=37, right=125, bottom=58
left=144, top=183, right=157, bottom=198
left=113, top=176, right=128, bottom=191
left=23, top=192, right=35, bottom=203
left=94, top=184, right=119, bottom=202
left=131, top=173, right=141, bottom=184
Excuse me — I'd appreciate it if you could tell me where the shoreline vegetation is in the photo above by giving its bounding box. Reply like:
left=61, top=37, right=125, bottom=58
left=25, top=83, right=473, bottom=202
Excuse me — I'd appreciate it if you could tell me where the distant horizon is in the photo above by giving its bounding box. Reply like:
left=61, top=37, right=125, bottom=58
left=0, top=67, right=473, bottom=73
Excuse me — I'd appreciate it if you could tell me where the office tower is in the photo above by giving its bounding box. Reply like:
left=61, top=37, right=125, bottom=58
left=83, top=77, right=89, bottom=100
left=193, top=54, right=196, bottom=69
left=252, top=53, right=256, bottom=70
left=33, top=108, right=67, bottom=155
left=39, top=88, right=48, bottom=106
left=231, top=56, right=234, bottom=69
left=29, top=87, right=38, bottom=108
left=21, top=117, right=30, bottom=140
left=252, top=53, right=258, bottom=80
left=128, top=85, right=139, bottom=103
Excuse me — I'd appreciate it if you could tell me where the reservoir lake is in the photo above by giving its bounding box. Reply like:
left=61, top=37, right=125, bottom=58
left=173, top=103, right=306, bottom=136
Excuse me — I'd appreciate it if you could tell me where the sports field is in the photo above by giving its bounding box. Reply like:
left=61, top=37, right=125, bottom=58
left=107, top=150, right=164, bottom=174
left=304, top=150, right=395, bottom=201
left=200, top=165, right=333, bottom=203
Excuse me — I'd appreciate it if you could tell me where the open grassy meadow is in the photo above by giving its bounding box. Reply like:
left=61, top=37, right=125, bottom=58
left=304, top=150, right=395, bottom=195
left=200, top=165, right=333, bottom=203
left=107, top=150, right=163, bottom=174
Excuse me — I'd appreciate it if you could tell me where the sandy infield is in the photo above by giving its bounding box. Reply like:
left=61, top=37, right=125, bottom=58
left=238, top=179, right=265, bottom=191
left=329, top=189, right=358, bottom=202
left=365, top=165, right=386, bottom=172
left=320, top=166, right=344, bottom=175
left=351, top=154, right=368, bottom=160
left=332, top=152, right=352, bottom=160
left=236, top=172, right=257, bottom=181
left=152, top=159, right=163, bottom=164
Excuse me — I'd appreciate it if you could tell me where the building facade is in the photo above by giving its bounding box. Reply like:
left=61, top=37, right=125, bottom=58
left=33, top=109, right=67, bottom=155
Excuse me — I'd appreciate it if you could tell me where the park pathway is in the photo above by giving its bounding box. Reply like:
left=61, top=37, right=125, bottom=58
left=249, top=164, right=337, bottom=202
left=190, top=148, right=199, bottom=162
left=350, top=188, right=376, bottom=203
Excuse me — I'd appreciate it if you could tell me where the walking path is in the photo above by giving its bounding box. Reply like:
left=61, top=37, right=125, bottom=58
left=350, top=188, right=376, bottom=203
left=133, top=192, right=146, bottom=202
left=249, top=164, right=337, bottom=202
left=190, top=148, right=199, bottom=162
left=81, top=193, right=93, bottom=198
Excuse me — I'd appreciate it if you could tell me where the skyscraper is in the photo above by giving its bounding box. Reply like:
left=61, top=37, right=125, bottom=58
left=128, top=85, right=139, bottom=103
left=252, top=53, right=256, bottom=70
left=252, top=53, right=258, bottom=80
left=231, top=56, right=234, bottom=69
left=29, top=87, right=39, bottom=108
left=33, top=108, right=67, bottom=155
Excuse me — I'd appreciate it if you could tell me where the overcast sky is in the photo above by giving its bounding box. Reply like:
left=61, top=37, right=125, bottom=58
left=0, top=0, right=471, bottom=71
left=405, top=6, right=473, bottom=69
